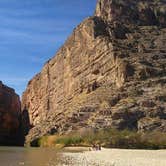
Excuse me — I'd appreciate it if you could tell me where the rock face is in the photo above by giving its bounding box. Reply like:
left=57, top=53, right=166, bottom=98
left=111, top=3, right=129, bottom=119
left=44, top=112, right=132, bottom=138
left=22, top=0, right=166, bottom=144
left=95, top=0, right=166, bottom=26
left=0, top=81, right=23, bottom=146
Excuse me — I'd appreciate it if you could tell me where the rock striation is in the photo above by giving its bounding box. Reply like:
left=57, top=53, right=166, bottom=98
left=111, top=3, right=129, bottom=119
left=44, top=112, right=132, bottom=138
left=95, top=0, right=166, bottom=26
left=22, top=0, right=166, bottom=144
left=0, top=81, right=24, bottom=146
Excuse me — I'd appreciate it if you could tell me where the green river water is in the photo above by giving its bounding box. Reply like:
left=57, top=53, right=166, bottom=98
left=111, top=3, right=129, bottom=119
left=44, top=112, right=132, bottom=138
left=0, top=147, right=61, bottom=166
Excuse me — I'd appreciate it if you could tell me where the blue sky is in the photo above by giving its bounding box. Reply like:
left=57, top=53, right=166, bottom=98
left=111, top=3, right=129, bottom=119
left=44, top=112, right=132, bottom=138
left=0, top=0, right=97, bottom=96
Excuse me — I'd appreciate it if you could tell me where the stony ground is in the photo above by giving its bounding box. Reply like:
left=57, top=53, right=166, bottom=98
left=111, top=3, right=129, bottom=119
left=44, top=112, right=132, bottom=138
left=58, top=148, right=166, bottom=166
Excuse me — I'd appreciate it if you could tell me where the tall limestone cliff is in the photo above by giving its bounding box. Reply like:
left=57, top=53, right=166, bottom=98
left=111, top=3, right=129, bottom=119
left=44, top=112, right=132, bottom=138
left=22, top=0, right=166, bottom=143
left=0, top=81, right=24, bottom=146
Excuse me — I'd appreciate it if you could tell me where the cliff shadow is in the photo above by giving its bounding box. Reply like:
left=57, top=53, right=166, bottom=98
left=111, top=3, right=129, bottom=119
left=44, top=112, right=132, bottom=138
left=0, top=110, right=29, bottom=147
left=21, top=106, right=30, bottom=136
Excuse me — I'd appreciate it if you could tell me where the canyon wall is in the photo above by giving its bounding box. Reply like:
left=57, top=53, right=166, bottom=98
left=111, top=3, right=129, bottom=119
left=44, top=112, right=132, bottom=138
left=0, top=81, right=24, bottom=146
left=22, top=0, right=166, bottom=144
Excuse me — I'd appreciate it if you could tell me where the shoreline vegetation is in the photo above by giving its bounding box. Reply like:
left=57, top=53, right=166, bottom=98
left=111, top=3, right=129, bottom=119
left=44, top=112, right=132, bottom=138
left=29, top=129, right=166, bottom=150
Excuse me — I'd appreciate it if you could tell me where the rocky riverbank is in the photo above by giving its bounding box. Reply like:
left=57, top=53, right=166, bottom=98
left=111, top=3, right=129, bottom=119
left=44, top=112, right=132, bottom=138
left=58, top=148, right=166, bottom=166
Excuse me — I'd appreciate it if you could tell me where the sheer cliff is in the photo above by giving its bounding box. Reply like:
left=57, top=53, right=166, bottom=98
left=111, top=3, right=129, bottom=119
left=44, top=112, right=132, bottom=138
left=0, top=81, right=24, bottom=146
left=22, top=0, right=166, bottom=143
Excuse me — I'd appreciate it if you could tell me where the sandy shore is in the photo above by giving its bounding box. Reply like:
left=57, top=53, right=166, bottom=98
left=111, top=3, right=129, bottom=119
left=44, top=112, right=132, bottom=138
left=59, top=148, right=166, bottom=166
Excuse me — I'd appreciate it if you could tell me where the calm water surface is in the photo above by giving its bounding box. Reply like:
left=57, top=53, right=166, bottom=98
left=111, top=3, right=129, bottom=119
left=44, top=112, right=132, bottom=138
left=0, top=147, right=61, bottom=166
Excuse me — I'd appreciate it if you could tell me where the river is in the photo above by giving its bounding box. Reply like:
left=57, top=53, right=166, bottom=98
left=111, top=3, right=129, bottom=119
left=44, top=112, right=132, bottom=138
left=1, top=147, right=166, bottom=166
left=0, top=147, right=61, bottom=166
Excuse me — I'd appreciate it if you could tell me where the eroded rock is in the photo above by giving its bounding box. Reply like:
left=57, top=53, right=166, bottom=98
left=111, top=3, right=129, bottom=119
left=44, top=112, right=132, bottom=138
left=22, top=0, right=166, bottom=144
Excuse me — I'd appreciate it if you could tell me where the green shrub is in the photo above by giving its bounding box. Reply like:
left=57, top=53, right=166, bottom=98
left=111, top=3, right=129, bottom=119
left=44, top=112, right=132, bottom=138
left=55, top=135, right=83, bottom=146
left=34, top=129, right=166, bottom=149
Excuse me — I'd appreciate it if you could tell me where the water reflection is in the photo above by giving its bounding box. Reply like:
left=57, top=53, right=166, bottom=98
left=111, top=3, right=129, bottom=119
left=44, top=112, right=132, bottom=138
left=0, top=147, right=60, bottom=166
